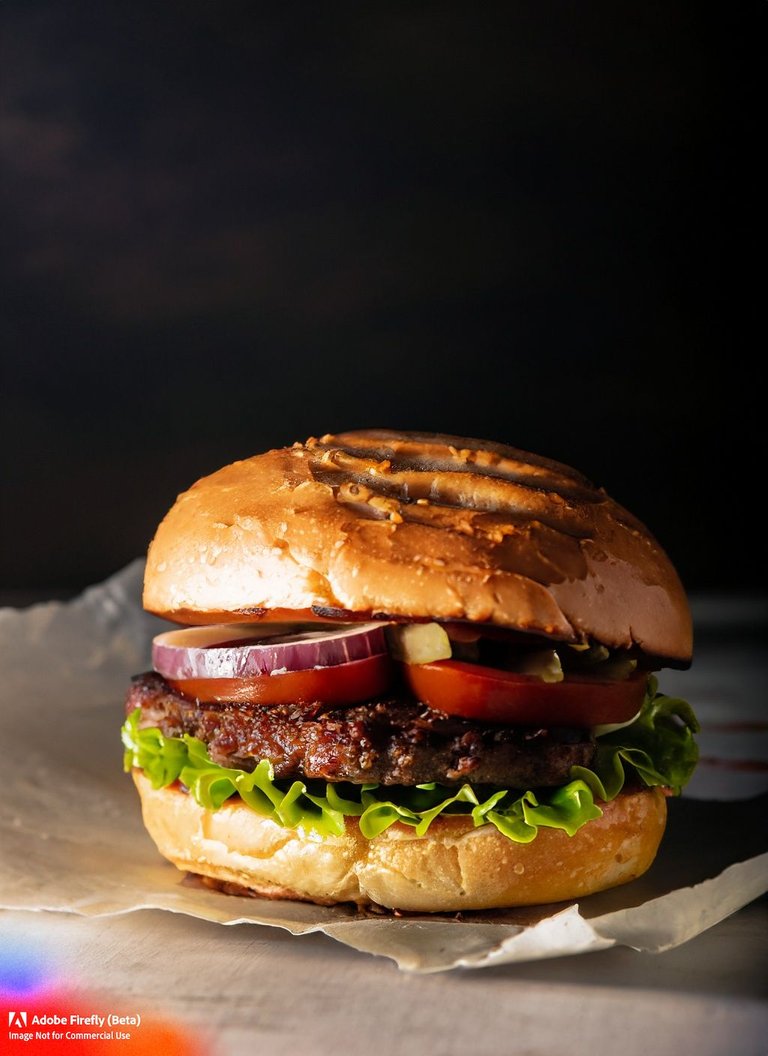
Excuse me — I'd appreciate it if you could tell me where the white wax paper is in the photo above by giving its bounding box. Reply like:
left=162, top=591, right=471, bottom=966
left=1, top=563, right=766, bottom=973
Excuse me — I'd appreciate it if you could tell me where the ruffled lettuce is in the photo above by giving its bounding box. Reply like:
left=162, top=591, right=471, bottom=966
left=121, top=676, right=698, bottom=844
left=571, top=676, right=699, bottom=801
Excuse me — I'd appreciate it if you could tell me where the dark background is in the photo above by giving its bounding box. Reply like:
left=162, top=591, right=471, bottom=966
left=1, top=2, right=763, bottom=595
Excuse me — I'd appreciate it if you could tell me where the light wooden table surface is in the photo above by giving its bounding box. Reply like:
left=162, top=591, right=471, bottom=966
left=2, top=895, right=767, bottom=1056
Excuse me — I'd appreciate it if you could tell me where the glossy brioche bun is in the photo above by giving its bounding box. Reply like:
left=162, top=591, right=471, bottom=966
left=133, top=772, right=667, bottom=912
left=143, top=430, right=691, bottom=661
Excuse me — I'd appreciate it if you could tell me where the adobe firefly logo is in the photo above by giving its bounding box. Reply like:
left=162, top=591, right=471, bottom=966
left=8, top=1011, right=27, bottom=1028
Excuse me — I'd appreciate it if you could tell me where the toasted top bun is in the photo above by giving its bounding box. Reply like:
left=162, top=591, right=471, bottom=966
left=144, top=430, right=692, bottom=661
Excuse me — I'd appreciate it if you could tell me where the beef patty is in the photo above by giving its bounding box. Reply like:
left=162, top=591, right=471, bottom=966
left=126, top=672, right=595, bottom=789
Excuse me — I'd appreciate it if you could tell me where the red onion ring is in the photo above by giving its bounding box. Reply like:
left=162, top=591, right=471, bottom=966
left=152, top=622, right=389, bottom=681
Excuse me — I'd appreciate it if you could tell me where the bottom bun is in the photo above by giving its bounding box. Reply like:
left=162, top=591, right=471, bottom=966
left=133, top=771, right=667, bottom=912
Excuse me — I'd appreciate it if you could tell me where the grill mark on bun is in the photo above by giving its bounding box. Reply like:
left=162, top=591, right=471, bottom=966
left=318, top=429, right=593, bottom=482
left=309, top=431, right=600, bottom=502
left=317, top=465, right=594, bottom=539
left=307, top=443, right=602, bottom=539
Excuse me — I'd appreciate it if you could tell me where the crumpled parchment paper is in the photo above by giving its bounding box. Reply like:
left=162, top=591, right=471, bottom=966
left=1, top=563, right=766, bottom=973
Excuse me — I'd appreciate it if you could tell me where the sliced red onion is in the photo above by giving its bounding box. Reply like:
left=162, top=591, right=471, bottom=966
left=152, top=622, right=389, bottom=680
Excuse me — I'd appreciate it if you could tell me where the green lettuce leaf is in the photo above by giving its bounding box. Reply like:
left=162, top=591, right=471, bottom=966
left=571, top=676, right=700, bottom=800
left=121, top=676, right=698, bottom=844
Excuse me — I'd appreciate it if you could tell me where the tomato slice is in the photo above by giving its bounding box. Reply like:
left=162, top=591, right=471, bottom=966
left=168, top=653, right=393, bottom=706
left=401, top=660, right=647, bottom=726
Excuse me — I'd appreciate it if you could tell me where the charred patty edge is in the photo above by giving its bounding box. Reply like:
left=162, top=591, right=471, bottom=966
left=125, top=671, right=596, bottom=789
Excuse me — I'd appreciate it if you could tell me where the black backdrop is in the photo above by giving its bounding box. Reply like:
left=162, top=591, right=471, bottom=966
left=1, top=3, right=763, bottom=593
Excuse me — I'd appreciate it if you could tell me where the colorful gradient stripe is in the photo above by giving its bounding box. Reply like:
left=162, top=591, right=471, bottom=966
left=0, top=928, right=210, bottom=1055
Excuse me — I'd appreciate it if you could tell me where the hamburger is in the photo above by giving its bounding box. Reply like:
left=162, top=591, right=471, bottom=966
left=122, top=430, right=699, bottom=912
